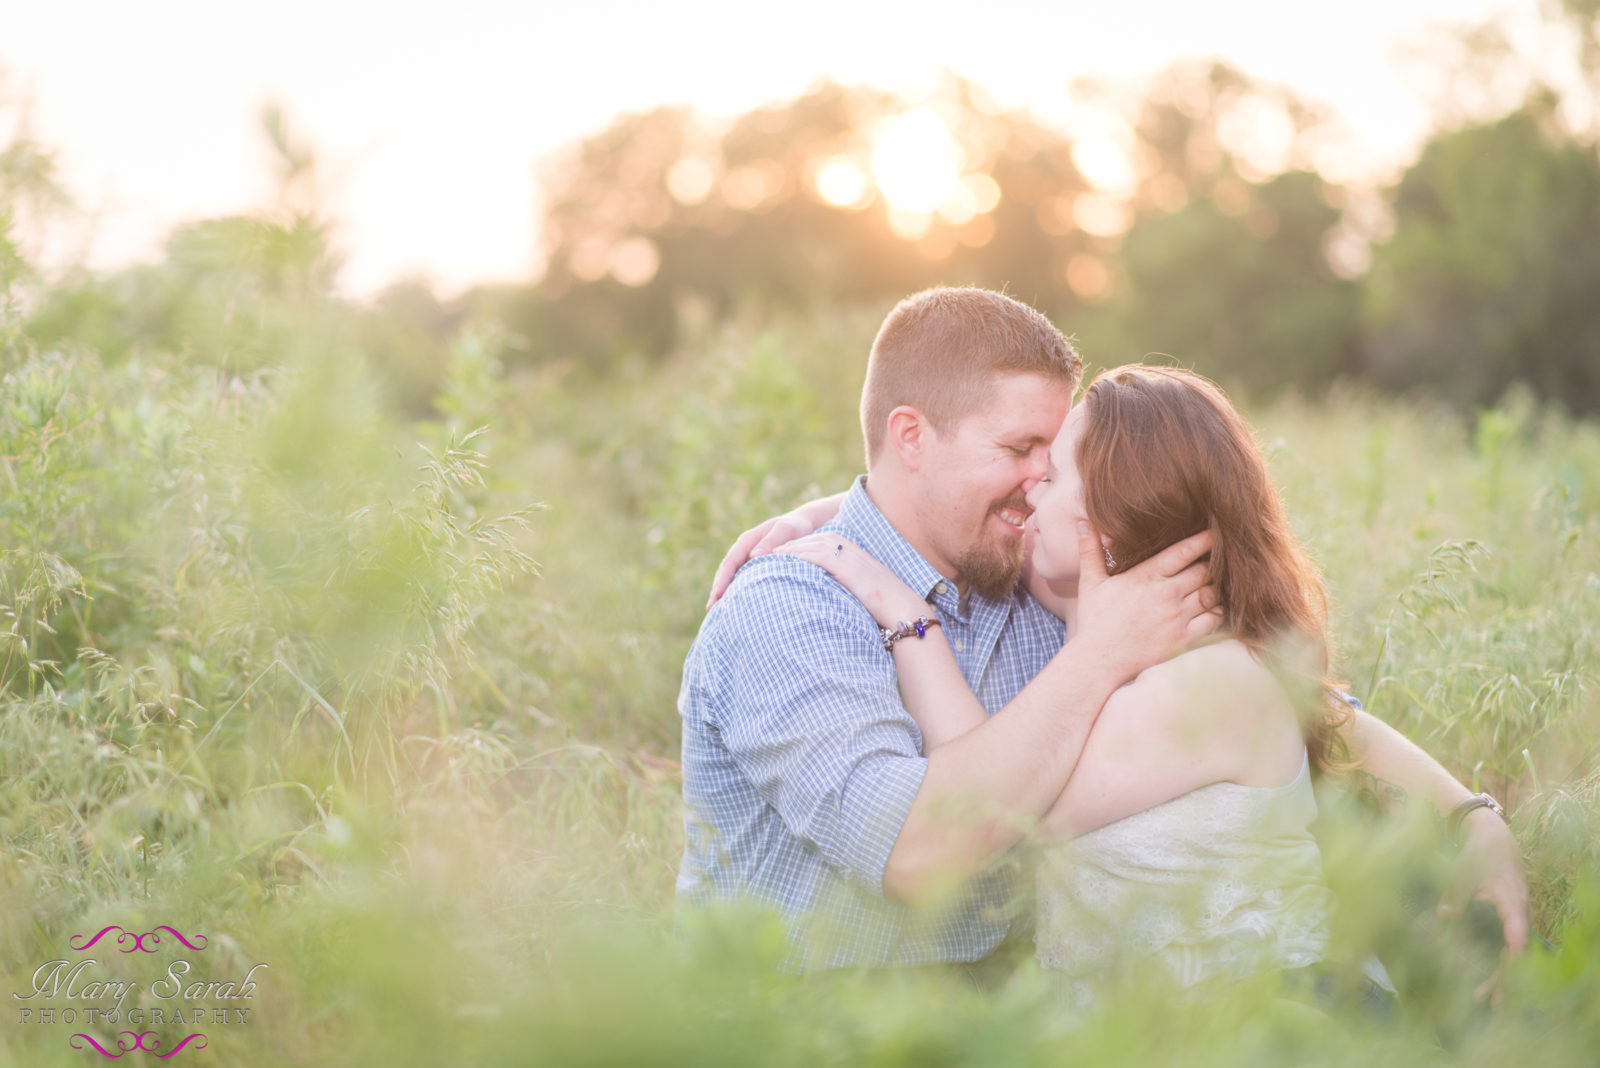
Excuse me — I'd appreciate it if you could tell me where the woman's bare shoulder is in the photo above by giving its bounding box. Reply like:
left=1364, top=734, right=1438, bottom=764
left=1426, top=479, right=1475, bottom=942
left=1099, top=640, right=1259, bottom=724
left=1107, top=639, right=1303, bottom=785
left=1134, top=638, right=1281, bottom=695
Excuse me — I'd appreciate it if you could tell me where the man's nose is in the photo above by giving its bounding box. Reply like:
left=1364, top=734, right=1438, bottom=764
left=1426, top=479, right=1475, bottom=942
left=1031, top=445, right=1051, bottom=475
left=1020, top=451, right=1048, bottom=495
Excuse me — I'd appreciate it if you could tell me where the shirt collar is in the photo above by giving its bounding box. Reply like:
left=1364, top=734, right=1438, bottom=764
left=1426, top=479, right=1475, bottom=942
left=827, top=475, right=1007, bottom=622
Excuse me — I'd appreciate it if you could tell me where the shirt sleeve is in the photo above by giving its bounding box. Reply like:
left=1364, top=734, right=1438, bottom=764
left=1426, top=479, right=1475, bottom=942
left=706, top=561, right=929, bottom=896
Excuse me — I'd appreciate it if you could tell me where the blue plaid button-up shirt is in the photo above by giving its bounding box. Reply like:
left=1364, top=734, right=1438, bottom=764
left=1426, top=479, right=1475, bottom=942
left=676, top=476, right=1067, bottom=969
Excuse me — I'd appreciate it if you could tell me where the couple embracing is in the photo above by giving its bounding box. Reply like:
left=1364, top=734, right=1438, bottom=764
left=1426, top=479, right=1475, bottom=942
left=676, top=287, right=1527, bottom=1005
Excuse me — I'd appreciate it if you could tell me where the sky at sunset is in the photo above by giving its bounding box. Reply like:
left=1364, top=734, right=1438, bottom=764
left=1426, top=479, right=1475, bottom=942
left=4, top=0, right=1528, bottom=297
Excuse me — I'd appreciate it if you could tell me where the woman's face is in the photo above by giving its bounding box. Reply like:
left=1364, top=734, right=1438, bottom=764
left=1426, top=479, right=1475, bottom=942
left=1023, top=403, right=1090, bottom=584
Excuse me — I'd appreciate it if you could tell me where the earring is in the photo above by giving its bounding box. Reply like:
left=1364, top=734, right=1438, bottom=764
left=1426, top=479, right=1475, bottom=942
left=1103, top=544, right=1116, bottom=571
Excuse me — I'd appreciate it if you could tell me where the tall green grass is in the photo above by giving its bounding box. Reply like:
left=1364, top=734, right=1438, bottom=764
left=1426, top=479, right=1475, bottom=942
left=3, top=282, right=1599, bottom=1065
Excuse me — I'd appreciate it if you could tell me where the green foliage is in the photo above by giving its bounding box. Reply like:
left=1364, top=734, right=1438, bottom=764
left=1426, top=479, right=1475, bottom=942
left=353, top=279, right=464, bottom=415
left=497, top=310, right=870, bottom=750
left=27, top=211, right=345, bottom=373
left=5, top=284, right=1600, bottom=1063
left=1362, top=106, right=1600, bottom=414
left=4, top=69, right=1600, bottom=1068
left=1086, top=170, right=1358, bottom=393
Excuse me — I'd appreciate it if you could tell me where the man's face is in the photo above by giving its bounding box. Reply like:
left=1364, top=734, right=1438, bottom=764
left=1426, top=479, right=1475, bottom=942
left=915, top=372, right=1071, bottom=599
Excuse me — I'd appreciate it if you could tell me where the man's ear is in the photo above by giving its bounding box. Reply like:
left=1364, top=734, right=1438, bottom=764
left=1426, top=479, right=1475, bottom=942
left=885, top=406, right=929, bottom=472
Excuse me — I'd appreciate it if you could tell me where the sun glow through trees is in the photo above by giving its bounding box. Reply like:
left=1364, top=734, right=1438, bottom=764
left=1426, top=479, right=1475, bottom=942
left=870, top=109, right=964, bottom=213
left=859, top=108, right=1003, bottom=243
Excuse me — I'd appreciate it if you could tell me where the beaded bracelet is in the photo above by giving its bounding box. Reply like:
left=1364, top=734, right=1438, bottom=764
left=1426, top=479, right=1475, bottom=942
left=880, top=615, right=940, bottom=652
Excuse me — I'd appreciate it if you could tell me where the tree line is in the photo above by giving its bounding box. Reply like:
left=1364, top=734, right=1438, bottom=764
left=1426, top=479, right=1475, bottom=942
left=13, top=3, right=1600, bottom=418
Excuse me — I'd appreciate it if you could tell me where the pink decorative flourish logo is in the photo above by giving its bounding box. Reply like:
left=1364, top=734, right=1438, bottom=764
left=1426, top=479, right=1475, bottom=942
left=70, top=1032, right=208, bottom=1058
left=70, top=927, right=209, bottom=954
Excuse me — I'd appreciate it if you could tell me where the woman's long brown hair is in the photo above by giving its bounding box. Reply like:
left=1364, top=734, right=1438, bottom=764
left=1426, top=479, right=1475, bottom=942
left=1076, top=365, right=1351, bottom=772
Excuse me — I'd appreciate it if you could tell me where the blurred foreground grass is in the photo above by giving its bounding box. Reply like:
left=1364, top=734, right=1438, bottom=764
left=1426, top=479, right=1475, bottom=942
left=3, top=304, right=1599, bottom=1065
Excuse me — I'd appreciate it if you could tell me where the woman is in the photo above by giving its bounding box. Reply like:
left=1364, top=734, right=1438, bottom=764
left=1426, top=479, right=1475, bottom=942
left=771, top=365, right=1388, bottom=1006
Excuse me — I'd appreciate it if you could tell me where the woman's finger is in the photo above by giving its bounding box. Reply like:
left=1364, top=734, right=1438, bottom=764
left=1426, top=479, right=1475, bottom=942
left=752, top=516, right=810, bottom=556
left=707, top=525, right=767, bottom=609
left=772, top=533, right=820, bottom=554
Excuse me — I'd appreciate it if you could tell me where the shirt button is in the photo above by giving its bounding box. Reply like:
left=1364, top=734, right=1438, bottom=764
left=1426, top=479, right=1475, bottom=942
left=935, top=582, right=948, bottom=595
left=954, top=639, right=965, bottom=651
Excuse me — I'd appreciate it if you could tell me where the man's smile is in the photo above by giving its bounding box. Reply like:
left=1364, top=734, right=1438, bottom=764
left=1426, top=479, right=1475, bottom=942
left=991, top=501, right=1031, bottom=532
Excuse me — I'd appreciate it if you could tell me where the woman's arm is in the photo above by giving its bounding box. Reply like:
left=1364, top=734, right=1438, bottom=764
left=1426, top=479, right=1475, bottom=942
left=885, top=629, right=987, bottom=749
left=772, top=536, right=988, bottom=748
left=772, top=532, right=1223, bottom=762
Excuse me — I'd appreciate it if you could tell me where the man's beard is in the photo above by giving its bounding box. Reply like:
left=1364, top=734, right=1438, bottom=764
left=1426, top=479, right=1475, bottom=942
left=954, top=501, right=1028, bottom=600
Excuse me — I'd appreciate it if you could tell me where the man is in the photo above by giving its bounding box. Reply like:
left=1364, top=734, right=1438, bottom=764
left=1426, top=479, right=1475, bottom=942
left=678, top=287, right=1527, bottom=973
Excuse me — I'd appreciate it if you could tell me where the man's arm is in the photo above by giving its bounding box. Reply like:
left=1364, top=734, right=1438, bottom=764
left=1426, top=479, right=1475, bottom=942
left=709, top=560, right=934, bottom=893
left=1035, top=642, right=1304, bottom=838
left=1341, top=709, right=1530, bottom=954
left=883, top=523, right=1219, bottom=903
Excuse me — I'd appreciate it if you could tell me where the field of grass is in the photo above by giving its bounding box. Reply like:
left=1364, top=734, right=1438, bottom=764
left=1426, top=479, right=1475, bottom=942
left=3, top=298, right=1599, bottom=1065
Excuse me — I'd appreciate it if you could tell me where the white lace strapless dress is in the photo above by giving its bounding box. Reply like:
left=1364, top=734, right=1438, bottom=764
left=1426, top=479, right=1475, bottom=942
left=1034, top=753, right=1334, bottom=1008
